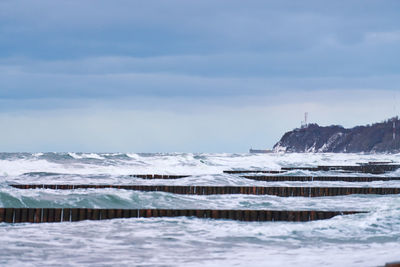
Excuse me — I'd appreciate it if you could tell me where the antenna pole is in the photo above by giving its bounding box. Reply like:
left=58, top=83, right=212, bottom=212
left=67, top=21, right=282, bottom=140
left=305, top=112, right=308, bottom=126
left=394, top=120, right=396, bottom=141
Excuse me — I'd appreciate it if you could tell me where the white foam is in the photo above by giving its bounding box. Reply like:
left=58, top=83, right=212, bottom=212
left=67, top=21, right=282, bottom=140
left=0, top=152, right=400, bottom=266
left=1, top=152, right=400, bottom=178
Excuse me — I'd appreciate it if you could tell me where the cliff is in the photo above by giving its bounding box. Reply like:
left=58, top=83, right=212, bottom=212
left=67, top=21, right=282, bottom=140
left=273, top=117, right=400, bottom=153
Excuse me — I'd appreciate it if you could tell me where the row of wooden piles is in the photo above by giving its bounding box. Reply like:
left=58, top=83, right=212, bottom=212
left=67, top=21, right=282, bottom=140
left=7, top=163, right=400, bottom=223
left=0, top=208, right=362, bottom=223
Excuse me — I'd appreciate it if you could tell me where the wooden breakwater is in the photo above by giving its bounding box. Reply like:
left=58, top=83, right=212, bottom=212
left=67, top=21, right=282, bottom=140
left=224, top=163, right=400, bottom=175
left=281, top=164, right=400, bottom=174
left=10, top=184, right=400, bottom=197
left=223, top=170, right=286, bottom=174
left=384, top=261, right=400, bottom=267
left=241, top=175, right=400, bottom=182
left=0, top=208, right=363, bottom=223
left=129, top=174, right=189, bottom=179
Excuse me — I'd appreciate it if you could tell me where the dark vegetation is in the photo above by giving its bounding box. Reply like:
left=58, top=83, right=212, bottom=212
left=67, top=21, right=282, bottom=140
left=274, top=117, right=400, bottom=153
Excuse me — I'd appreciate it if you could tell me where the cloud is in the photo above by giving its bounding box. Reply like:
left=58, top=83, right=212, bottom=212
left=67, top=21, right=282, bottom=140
left=1, top=51, right=399, bottom=102
left=364, top=31, right=400, bottom=44
left=1, top=0, right=399, bottom=102
left=1, top=62, right=399, bottom=101
left=1, top=0, right=399, bottom=58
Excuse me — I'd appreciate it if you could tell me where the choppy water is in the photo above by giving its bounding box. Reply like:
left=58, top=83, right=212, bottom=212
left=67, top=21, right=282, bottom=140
left=1, top=152, right=400, bottom=266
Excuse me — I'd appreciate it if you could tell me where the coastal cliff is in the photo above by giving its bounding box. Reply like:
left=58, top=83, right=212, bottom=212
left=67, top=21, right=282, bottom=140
left=274, top=117, right=400, bottom=153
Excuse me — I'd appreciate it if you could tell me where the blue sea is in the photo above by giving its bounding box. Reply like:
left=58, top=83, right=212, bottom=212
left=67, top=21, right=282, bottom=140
left=1, top=152, right=400, bottom=266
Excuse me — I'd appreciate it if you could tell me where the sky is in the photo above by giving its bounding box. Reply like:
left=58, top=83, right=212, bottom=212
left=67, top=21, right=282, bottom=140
left=0, top=0, right=400, bottom=152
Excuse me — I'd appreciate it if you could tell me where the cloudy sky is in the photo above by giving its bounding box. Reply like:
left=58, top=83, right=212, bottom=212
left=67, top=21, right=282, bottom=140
left=1, top=0, right=399, bottom=152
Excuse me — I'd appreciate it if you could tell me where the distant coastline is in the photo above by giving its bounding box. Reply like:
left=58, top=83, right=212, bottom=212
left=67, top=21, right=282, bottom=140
left=273, top=117, right=400, bottom=153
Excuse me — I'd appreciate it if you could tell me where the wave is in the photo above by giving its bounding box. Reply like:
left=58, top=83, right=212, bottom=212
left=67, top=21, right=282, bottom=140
left=22, top=172, right=65, bottom=177
left=0, top=152, right=400, bottom=178
left=1, top=152, right=400, bottom=266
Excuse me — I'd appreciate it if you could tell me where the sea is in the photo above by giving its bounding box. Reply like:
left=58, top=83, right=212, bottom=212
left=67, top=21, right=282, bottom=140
left=1, top=152, right=400, bottom=266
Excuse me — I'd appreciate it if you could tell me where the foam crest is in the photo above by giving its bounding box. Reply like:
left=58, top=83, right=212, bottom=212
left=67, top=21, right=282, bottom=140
left=1, top=152, right=400, bottom=266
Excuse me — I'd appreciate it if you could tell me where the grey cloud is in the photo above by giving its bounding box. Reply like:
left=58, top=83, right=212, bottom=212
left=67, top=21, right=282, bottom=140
left=1, top=0, right=399, bottom=59
left=0, top=1, right=399, bottom=111
left=1, top=61, right=400, bottom=101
